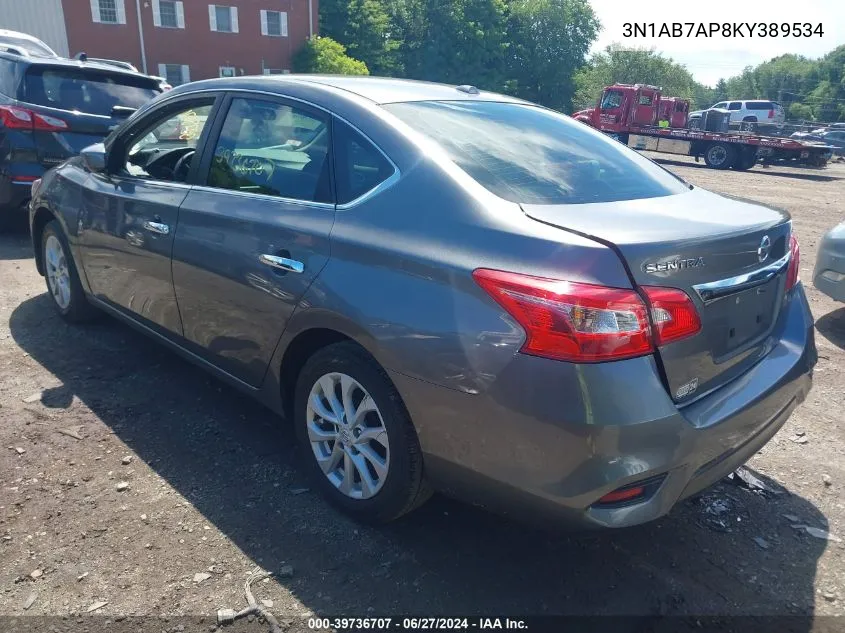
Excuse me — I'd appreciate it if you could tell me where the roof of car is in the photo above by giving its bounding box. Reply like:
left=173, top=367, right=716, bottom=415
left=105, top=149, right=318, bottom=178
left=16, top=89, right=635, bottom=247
left=0, top=50, right=157, bottom=79
left=170, top=74, right=527, bottom=105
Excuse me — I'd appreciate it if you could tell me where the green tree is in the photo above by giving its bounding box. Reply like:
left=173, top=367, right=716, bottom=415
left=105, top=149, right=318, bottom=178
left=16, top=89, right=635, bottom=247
left=292, top=37, right=370, bottom=75
left=506, top=0, right=599, bottom=111
left=396, top=0, right=510, bottom=91
left=573, top=45, right=705, bottom=111
left=319, top=0, right=402, bottom=76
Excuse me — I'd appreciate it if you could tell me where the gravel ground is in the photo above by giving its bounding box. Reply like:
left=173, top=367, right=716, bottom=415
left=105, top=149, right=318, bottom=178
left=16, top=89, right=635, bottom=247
left=1, top=156, right=844, bottom=629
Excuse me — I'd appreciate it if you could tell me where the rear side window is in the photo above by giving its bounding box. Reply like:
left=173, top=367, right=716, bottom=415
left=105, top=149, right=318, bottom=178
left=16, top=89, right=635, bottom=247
left=207, top=97, right=332, bottom=203
left=0, top=59, right=16, bottom=96
left=332, top=120, right=394, bottom=204
left=747, top=101, right=774, bottom=110
left=22, top=68, right=159, bottom=115
left=385, top=101, right=687, bottom=205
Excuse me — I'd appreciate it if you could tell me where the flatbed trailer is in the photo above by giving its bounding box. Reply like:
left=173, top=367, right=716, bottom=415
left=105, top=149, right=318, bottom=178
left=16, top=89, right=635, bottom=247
left=622, top=124, right=833, bottom=170
left=576, top=84, right=833, bottom=170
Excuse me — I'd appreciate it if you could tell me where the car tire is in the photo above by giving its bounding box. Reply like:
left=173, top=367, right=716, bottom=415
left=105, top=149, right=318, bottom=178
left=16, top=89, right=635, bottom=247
left=703, top=143, right=737, bottom=169
left=294, top=341, right=432, bottom=523
left=41, top=220, right=99, bottom=323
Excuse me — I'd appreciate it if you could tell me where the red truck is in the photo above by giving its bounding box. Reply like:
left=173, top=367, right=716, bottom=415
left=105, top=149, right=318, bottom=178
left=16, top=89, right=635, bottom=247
left=572, top=83, right=831, bottom=170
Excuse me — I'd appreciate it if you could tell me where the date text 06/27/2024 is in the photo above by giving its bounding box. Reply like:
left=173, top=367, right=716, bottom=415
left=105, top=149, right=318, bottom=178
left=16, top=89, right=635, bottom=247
left=623, top=22, right=824, bottom=38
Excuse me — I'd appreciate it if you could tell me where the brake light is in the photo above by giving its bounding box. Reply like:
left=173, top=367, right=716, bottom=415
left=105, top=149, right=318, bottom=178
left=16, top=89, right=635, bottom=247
left=0, top=105, right=68, bottom=131
left=472, top=269, right=653, bottom=362
left=768, top=109, right=775, bottom=119
left=641, top=286, right=702, bottom=345
left=786, top=233, right=800, bottom=291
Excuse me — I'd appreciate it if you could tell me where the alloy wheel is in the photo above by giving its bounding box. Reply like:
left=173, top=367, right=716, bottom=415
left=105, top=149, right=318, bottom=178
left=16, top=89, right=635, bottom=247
left=45, top=234, right=71, bottom=310
left=306, top=372, right=390, bottom=500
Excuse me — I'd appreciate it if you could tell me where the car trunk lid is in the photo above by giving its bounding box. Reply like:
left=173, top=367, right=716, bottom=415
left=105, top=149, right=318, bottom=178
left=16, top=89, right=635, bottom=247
left=522, top=187, right=792, bottom=404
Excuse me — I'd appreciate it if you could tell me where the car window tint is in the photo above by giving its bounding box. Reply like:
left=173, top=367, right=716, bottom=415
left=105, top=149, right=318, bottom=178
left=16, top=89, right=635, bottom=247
left=712, top=102, right=727, bottom=109
left=728, top=102, right=741, bottom=110
left=333, top=120, right=394, bottom=204
left=747, top=101, right=773, bottom=110
left=385, top=101, right=687, bottom=205
left=207, top=97, right=332, bottom=203
left=122, top=101, right=214, bottom=181
left=23, top=67, right=159, bottom=115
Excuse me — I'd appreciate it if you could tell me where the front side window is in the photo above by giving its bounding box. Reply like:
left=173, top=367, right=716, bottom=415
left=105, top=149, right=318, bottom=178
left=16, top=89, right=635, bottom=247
left=385, top=101, right=688, bottom=205
left=600, top=90, right=623, bottom=109
left=122, top=101, right=214, bottom=181
left=712, top=102, right=727, bottom=109
left=207, top=97, right=331, bottom=203
left=728, top=102, right=741, bottom=110
left=333, top=121, right=394, bottom=204
left=638, top=93, right=653, bottom=105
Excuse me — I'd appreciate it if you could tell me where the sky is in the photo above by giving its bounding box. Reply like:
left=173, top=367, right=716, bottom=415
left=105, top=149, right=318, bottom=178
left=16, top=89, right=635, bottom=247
left=589, top=0, right=845, bottom=86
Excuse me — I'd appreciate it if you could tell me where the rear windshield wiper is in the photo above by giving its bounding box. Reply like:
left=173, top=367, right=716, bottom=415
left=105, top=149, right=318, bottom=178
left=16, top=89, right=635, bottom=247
left=111, top=105, right=137, bottom=118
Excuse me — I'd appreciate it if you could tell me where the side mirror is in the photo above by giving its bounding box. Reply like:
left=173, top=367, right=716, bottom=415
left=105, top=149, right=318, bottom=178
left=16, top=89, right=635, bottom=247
left=81, top=143, right=107, bottom=173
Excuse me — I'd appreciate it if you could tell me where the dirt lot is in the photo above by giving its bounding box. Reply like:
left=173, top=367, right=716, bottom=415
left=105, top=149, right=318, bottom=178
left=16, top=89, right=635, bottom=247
left=1, top=156, right=845, bottom=629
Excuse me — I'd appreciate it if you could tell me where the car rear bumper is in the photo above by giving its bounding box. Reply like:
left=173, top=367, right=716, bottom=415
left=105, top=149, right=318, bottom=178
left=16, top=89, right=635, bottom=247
left=393, top=284, right=816, bottom=529
left=0, top=172, right=37, bottom=212
left=813, top=224, right=845, bottom=302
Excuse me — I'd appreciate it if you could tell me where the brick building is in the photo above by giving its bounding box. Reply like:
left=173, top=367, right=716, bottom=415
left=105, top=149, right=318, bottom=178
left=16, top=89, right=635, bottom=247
left=0, top=0, right=317, bottom=85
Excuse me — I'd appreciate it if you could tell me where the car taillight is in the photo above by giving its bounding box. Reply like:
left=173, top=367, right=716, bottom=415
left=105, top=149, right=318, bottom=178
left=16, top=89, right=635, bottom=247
left=786, top=233, right=800, bottom=291
left=641, top=286, right=702, bottom=345
left=0, top=105, right=68, bottom=131
left=472, top=269, right=653, bottom=362
left=768, top=109, right=775, bottom=119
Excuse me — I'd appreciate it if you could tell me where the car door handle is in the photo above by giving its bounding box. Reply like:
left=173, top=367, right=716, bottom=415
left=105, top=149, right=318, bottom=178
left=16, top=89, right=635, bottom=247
left=143, top=221, right=170, bottom=236
left=259, top=254, right=304, bottom=274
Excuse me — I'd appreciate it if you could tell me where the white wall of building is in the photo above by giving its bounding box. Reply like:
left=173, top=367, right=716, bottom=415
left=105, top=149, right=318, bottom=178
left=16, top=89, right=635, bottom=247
left=0, top=0, right=69, bottom=56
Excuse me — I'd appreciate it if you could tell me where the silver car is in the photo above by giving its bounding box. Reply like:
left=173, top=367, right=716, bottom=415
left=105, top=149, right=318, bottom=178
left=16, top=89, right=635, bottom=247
left=29, top=76, right=815, bottom=528
left=814, top=222, right=845, bottom=302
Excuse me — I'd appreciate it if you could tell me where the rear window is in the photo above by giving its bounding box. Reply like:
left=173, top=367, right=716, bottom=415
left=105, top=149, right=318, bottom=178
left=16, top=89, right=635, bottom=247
left=384, top=101, right=687, bottom=205
left=23, top=67, right=159, bottom=116
left=747, top=101, right=775, bottom=110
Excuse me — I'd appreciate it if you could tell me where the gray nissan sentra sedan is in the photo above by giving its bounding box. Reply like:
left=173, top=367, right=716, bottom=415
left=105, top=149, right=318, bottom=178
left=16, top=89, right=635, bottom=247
left=28, top=76, right=816, bottom=528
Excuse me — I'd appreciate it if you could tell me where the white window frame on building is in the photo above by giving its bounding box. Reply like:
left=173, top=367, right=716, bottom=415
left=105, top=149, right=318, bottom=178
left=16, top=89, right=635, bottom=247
left=219, top=66, right=236, bottom=78
left=209, top=5, right=239, bottom=33
left=152, top=0, right=185, bottom=29
left=260, top=10, right=288, bottom=37
left=158, top=63, right=190, bottom=86
left=91, top=0, right=127, bottom=24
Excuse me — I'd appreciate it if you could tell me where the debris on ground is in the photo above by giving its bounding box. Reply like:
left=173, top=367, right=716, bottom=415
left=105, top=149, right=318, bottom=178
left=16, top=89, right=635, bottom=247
left=86, top=601, right=108, bottom=612
left=698, top=494, right=732, bottom=532
left=792, top=525, right=842, bottom=542
left=22, top=392, right=41, bottom=403
left=728, top=466, right=782, bottom=495
left=783, top=514, right=800, bottom=522
left=823, top=474, right=832, bottom=486
left=289, top=488, right=310, bottom=496
left=193, top=572, right=212, bottom=584
left=77, top=572, right=88, bottom=581
left=115, top=482, right=130, bottom=492
left=29, top=569, right=42, bottom=580
left=57, top=426, right=84, bottom=440
left=790, top=435, right=809, bottom=444
left=23, top=591, right=37, bottom=610
left=753, top=537, right=770, bottom=550
left=121, top=455, right=133, bottom=465
left=14, top=447, right=25, bottom=455
left=217, top=568, right=283, bottom=633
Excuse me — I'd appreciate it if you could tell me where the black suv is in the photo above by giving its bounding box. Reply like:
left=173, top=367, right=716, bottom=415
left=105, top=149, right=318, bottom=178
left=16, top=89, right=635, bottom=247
left=0, top=50, right=161, bottom=230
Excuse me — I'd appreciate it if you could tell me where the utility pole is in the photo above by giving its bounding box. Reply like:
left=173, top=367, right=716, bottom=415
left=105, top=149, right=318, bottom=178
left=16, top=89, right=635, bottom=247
left=135, top=0, right=148, bottom=74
